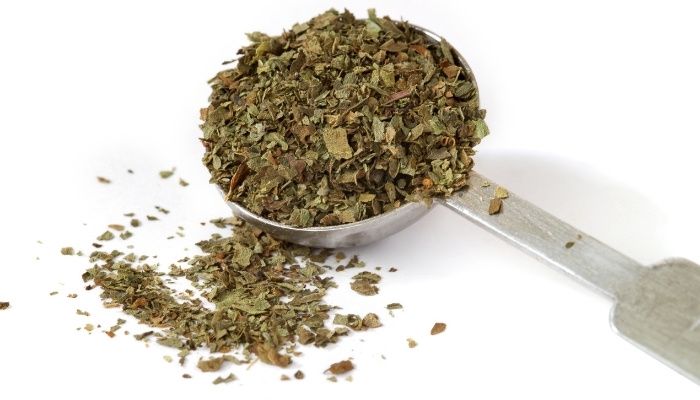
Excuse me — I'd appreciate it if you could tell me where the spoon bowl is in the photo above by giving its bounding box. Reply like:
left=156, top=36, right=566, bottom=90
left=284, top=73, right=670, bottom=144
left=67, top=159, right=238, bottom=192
left=222, top=24, right=477, bottom=248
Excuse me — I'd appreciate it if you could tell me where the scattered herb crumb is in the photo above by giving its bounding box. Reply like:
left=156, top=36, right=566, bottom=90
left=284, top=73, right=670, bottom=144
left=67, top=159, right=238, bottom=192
left=294, top=370, right=304, bottom=380
left=133, top=331, right=154, bottom=341
left=67, top=293, right=77, bottom=298
left=76, top=309, right=90, bottom=316
left=61, top=247, right=75, bottom=255
left=213, top=373, right=237, bottom=385
left=350, top=271, right=381, bottom=296
left=280, top=374, right=290, bottom=381
left=84, top=323, right=94, bottom=332
left=407, top=338, right=418, bottom=348
left=97, top=176, right=111, bottom=184
left=565, top=241, right=575, bottom=249
left=431, top=322, right=447, bottom=335
left=130, top=218, right=141, bottom=228
left=197, top=356, right=226, bottom=372
left=386, top=303, right=403, bottom=310
left=488, top=197, right=502, bottom=215
left=179, top=178, right=189, bottom=187
left=0, top=302, right=9, bottom=310
left=97, top=231, right=114, bottom=241
left=159, top=169, right=175, bottom=179
left=182, top=374, right=191, bottom=379
left=495, top=186, right=509, bottom=199
left=163, top=355, right=173, bottom=363
left=362, top=313, right=382, bottom=328
left=108, top=224, right=125, bottom=231
left=327, top=359, right=354, bottom=375
left=146, top=215, right=159, bottom=221
left=49, top=291, right=58, bottom=296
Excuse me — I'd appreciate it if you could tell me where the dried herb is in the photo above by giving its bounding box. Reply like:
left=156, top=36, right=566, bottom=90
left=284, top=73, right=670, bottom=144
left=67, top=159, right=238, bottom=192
left=350, top=271, right=381, bottom=295
left=61, top=247, right=75, bottom=256
left=197, top=357, right=227, bottom=372
left=386, top=303, right=403, bottom=310
left=82, top=216, right=384, bottom=374
left=327, top=359, right=354, bottom=375
left=200, top=9, right=487, bottom=227
left=294, top=370, right=305, bottom=379
left=97, top=231, right=114, bottom=241
left=362, top=313, right=382, bottom=328
left=97, top=176, right=111, bottom=184
left=494, top=186, right=509, bottom=199
left=212, top=373, right=237, bottom=384
left=333, top=312, right=380, bottom=330
left=488, top=197, right=502, bottom=215
left=565, top=241, right=575, bottom=249
left=159, top=169, right=175, bottom=179
left=108, top=224, right=125, bottom=231
left=179, top=178, right=189, bottom=187
left=407, top=338, right=417, bottom=348
left=0, top=301, right=9, bottom=310
left=76, top=309, right=90, bottom=316
left=430, top=322, right=446, bottom=335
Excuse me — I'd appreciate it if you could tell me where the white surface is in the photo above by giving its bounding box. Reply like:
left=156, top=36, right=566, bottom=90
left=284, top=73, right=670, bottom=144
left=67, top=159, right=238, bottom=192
left=1, top=0, right=699, bottom=398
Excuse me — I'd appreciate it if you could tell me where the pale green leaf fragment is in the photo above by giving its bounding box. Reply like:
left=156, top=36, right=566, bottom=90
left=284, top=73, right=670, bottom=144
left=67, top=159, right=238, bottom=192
left=472, top=119, right=489, bottom=140
left=322, top=127, right=353, bottom=159
left=233, top=243, right=253, bottom=267
left=372, top=117, right=385, bottom=142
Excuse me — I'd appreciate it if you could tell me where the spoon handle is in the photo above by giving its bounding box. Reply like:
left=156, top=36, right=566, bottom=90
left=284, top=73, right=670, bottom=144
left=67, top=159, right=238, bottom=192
left=439, top=172, right=643, bottom=299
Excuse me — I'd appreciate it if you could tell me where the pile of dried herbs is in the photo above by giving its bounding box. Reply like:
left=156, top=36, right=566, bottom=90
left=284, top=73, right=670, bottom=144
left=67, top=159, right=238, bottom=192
left=200, top=8, right=488, bottom=227
left=82, top=216, right=382, bottom=370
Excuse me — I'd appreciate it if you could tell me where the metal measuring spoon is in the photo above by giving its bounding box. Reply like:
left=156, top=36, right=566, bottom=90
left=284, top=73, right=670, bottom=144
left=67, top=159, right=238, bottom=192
left=222, top=25, right=700, bottom=384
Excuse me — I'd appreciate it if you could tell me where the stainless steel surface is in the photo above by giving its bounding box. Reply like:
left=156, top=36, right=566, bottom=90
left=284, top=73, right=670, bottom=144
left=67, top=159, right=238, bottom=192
left=613, top=258, right=700, bottom=384
left=442, top=173, right=700, bottom=384
left=226, top=197, right=430, bottom=248
left=440, top=173, right=643, bottom=300
left=220, top=24, right=700, bottom=384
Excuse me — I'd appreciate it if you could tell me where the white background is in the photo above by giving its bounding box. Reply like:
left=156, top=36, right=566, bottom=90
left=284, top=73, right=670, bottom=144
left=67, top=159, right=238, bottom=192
left=1, top=0, right=699, bottom=398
